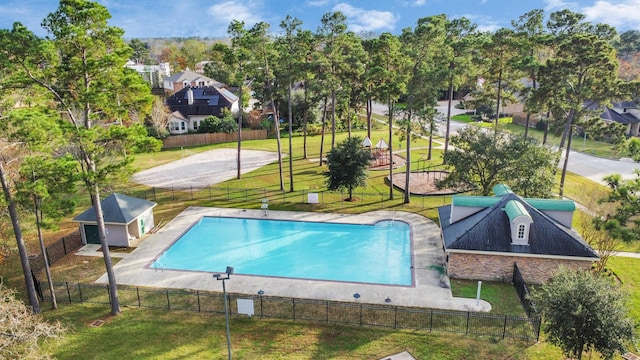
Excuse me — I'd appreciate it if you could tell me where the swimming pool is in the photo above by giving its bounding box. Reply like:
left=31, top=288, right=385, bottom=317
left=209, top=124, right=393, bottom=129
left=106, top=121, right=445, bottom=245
left=150, top=216, right=413, bottom=286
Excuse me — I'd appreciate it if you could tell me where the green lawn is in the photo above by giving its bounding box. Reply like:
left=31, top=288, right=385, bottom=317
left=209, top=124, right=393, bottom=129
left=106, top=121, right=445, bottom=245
left=42, top=303, right=542, bottom=360
left=2, top=121, right=638, bottom=359
left=451, top=114, right=622, bottom=159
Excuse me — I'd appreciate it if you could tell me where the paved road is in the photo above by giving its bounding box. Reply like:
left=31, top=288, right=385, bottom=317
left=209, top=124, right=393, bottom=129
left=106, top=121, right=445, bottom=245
left=373, top=101, right=640, bottom=186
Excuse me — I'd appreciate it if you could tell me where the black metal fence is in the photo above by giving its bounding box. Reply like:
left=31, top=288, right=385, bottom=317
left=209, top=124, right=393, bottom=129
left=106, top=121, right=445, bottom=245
left=119, top=185, right=451, bottom=213
left=43, top=281, right=540, bottom=342
left=29, top=231, right=82, bottom=273
left=512, top=262, right=541, bottom=341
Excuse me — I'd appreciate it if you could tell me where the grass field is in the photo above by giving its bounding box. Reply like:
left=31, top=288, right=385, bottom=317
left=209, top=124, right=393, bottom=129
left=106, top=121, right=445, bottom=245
left=3, top=118, right=639, bottom=359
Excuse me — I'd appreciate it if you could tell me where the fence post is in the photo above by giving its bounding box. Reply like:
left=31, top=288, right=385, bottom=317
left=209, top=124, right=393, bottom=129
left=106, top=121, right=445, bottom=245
left=326, top=301, right=329, bottom=323
left=465, top=312, right=470, bottom=335
left=502, top=315, right=508, bottom=339
left=66, top=282, right=72, bottom=303
left=137, top=287, right=141, bottom=307
left=259, top=295, right=263, bottom=319
left=394, top=306, right=398, bottom=329
left=78, top=283, right=84, bottom=303
left=62, top=237, right=68, bottom=255
left=197, top=291, right=201, bottom=312
left=429, top=309, right=433, bottom=332
left=166, top=290, right=171, bottom=310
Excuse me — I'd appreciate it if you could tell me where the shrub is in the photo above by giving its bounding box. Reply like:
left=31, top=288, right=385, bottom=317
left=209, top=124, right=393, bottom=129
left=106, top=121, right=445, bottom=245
left=198, top=115, right=237, bottom=134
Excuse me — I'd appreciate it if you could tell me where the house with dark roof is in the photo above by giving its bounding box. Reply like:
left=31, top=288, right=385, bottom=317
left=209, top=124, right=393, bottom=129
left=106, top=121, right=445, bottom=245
left=437, top=184, right=598, bottom=284
left=73, top=193, right=157, bottom=247
left=166, top=86, right=239, bottom=135
left=162, top=70, right=225, bottom=94
left=600, top=101, right=640, bottom=136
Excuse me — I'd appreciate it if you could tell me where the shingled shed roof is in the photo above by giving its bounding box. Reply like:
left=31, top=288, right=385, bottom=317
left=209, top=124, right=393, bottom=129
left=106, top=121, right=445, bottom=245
left=438, top=192, right=598, bottom=259
left=73, top=193, right=157, bottom=225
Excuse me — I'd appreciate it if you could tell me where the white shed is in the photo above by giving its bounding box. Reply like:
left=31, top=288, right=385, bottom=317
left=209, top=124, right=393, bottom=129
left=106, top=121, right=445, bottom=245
left=73, top=193, right=157, bottom=247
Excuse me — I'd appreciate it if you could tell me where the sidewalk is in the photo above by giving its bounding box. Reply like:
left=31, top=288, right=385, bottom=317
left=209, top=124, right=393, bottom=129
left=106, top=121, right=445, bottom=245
left=614, top=252, right=640, bottom=258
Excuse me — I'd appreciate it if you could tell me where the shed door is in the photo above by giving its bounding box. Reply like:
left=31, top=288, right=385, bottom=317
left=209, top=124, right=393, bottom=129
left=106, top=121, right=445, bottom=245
left=84, top=225, right=101, bottom=244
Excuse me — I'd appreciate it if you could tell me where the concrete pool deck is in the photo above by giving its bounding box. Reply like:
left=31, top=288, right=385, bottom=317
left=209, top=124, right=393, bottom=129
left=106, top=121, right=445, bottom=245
left=96, top=207, right=491, bottom=312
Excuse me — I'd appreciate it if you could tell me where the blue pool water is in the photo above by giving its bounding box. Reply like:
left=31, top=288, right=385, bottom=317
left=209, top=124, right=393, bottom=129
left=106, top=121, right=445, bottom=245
left=151, top=216, right=413, bottom=285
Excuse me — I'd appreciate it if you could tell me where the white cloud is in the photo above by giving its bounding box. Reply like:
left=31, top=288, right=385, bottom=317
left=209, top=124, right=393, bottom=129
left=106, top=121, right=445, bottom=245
left=543, top=0, right=578, bottom=11
left=308, top=0, right=332, bottom=6
left=461, top=14, right=500, bottom=32
left=413, top=0, right=427, bottom=5
left=332, top=3, right=397, bottom=33
left=207, top=1, right=264, bottom=35
left=582, top=0, right=640, bottom=29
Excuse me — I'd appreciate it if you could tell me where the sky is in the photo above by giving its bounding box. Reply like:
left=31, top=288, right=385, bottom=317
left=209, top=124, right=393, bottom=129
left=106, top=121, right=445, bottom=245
left=0, top=0, right=639, bottom=39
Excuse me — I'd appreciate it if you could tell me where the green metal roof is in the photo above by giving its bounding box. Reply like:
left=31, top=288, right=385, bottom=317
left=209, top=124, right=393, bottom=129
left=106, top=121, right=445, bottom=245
left=493, top=184, right=513, bottom=196
left=525, top=199, right=576, bottom=212
left=504, top=200, right=531, bottom=221
left=452, top=196, right=501, bottom=208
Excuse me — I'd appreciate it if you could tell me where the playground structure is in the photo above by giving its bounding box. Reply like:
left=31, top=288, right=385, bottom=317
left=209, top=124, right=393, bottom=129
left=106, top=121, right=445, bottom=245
left=363, top=136, right=392, bottom=167
left=389, top=157, right=460, bottom=195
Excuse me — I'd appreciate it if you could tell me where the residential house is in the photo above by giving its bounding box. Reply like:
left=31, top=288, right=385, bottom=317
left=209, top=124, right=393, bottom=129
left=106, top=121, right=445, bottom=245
left=125, top=60, right=171, bottom=89
left=163, top=70, right=225, bottom=94
left=437, top=184, right=598, bottom=284
left=73, top=193, right=157, bottom=247
left=600, top=101, right=640, bottom=136
left=166, top=86, right=239, bottom=135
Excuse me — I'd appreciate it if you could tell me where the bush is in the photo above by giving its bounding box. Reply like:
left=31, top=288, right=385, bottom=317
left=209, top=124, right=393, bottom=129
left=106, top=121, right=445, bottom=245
left=535, top=119, right=547, bottom=131
left=198, top=115, right=237, bottom=134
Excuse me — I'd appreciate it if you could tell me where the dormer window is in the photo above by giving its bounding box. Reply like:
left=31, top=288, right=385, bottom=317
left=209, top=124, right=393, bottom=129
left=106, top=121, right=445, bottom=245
left=504, top=200, right=533, bottom=245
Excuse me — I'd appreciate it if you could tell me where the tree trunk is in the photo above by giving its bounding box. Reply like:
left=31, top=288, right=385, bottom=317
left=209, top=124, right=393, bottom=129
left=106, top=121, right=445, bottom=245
left=35, top=203, right=56, bottom=309
left=288, top=83, right=294, bottom=192
left=428, top=121, right=434, bottom=160
left=559, top=126, right=573, bottom=197
left=319, top=97, right=328, bottom=166
left=90, top=188, right=120, bottom=315
left=524, top=113, right=531, bottom=139
left=559, top=108, right=576, bottom=150
left=388, top=97, right=394, bottom=200
left=331, top=88, right=336, bottom=150
left=0, top=160, right=40, bottom=314
left=271, top=98, right=284, bottom=192
left=303, top=78, right=309, bottom=159
left=366, top=96, right=373, bottom=140
left=494, top=67, right=503, bottom=135
left=347, top=107, right=352, bottom=138
left=443, top=77, right=454, bottom=164
left=237, top=80, right=243, bottom=179
left=403, top=105, right=412, bottom=204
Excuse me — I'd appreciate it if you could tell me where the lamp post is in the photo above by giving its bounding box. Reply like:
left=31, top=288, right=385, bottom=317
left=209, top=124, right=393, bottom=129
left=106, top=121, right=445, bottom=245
left=214, top=266, right=234, bottom=360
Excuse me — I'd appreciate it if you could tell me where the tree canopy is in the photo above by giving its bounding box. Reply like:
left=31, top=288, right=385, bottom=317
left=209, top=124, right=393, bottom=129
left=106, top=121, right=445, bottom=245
left=324, top=136, right=372, bottom=201
left=532, top=268, right=635, bottom=360
left=439, top=127, right=556, bottom=197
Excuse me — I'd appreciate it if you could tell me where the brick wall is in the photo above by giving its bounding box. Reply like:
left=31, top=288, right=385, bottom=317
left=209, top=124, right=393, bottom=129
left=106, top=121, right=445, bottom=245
left=447, top=252, right=594, bottom=284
